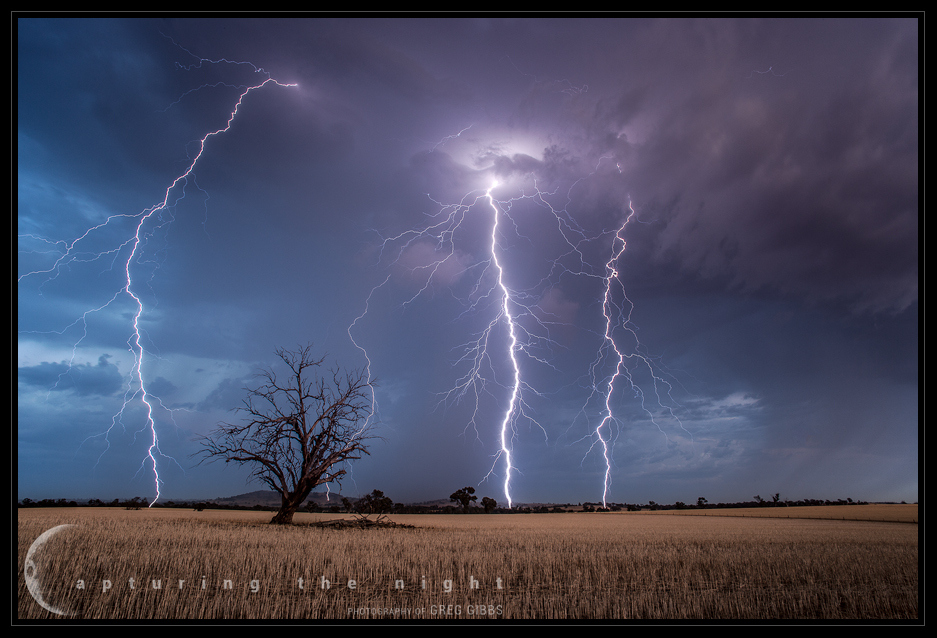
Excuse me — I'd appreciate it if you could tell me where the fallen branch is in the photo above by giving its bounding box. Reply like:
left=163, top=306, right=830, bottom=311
left=310, top=516, right=414, bottom=529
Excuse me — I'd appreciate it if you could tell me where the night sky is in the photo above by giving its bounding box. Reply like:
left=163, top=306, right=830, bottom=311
left=17, top=17, right=918, bottom=507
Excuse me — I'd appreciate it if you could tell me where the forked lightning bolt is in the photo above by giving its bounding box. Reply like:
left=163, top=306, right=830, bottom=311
left=18, top=41, right=296, bottom=505
left=351, top=176, right=575, bottom=509
left=579, top=198, right=691, bottom=508
left=485, top=182, right=521, bottom=509
left=592, top=214, right=630, bottom=509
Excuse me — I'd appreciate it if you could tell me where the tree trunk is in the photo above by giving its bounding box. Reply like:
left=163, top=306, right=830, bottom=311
left=270, top=493, right=303, bottom=524
left=270, top=507, right=297, bottom=525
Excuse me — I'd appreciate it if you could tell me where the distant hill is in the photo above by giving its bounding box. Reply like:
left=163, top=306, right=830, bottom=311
left=407, top=498, right=452, bottom=508
left=210, top=490, right=342, bottom=508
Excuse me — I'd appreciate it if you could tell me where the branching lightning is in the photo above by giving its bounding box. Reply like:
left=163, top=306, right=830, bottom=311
left=350, top=174, right=570, bottom=509
left=591, top=213, right=631, bottom=509
left=577, top=198, right=692, bottom=508
left=18, top=38, right=296, bottom=505
left=485, top=182, right=521, bottom=509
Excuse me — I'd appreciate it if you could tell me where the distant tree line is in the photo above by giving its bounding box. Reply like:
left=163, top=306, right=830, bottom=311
left=19, top=493, right=888, bottom=513
left=18, top=497, right=151, bottom=509
left=564, top=495, right=876, bottom=512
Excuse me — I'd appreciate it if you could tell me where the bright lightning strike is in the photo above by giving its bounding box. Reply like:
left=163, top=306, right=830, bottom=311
left=592, top=214, right=630, bottom=509
left=351, top=173, right=573, bottom=509
left=485, top=181, right=521, bottom=509
left=18, top=39, right=297, bottom=505
left=578, top=198, right=691, bottom=508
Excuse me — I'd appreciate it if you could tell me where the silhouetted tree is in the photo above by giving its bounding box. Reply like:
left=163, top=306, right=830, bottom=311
left=126, top=496, right=147, bottom=510
left=356, top=489, right=393, bottom=514
left=482, top=496, right=497, bottom=513
left=450, top=486, right=477, bottom=513
left=197, top=345, right=376, bottom=525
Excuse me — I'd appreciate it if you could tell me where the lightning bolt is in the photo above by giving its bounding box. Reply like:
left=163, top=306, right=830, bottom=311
left=18, top=37, right=297, bottom=505
left=592, top=214, right=630, bottom=509
left=747, top=65, right=790, bottom=79
left=577, top=197, right=691, bottom=508
left=351, top=172, right=569, bottom=509
left=485, top=182, right=521, bottom=509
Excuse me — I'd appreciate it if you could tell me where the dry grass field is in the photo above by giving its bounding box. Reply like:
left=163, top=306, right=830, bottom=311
left=644, top=503, right=919, bottom=523
left=17, top=505, right=918, bottom=621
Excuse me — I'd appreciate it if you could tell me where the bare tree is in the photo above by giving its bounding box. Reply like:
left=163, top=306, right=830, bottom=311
left=197, top=345, right=375, bottom=525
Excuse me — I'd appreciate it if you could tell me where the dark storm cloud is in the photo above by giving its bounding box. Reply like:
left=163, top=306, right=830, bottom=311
left=601, top=18, right=918, bottom=314
left=398, top=18, right=918, bottom=315
left=197, top=374, right=254, bottom=412
left=19, top=354, right=123, bottom=397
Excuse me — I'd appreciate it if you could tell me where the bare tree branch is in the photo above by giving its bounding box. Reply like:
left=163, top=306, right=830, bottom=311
left=196, top=344, right=376, bottom=524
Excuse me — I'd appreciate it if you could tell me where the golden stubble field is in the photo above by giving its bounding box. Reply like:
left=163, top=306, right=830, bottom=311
left=17, top=505, right=918, bottom=621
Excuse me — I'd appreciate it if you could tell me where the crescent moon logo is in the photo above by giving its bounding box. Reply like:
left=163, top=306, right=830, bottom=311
left=24, top=524, right=77, bottom=616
